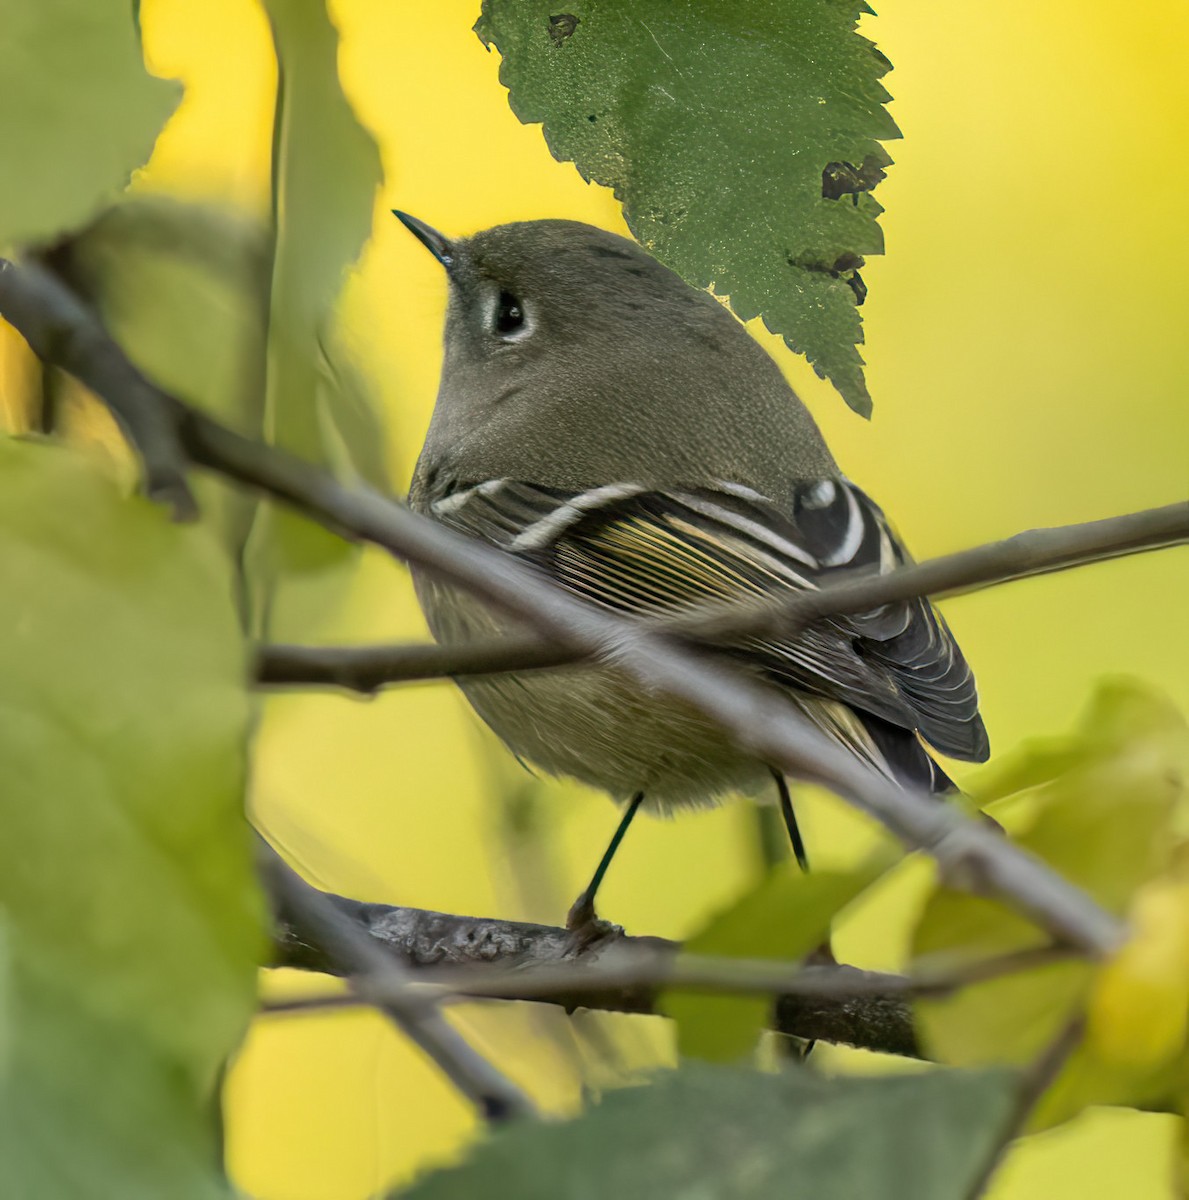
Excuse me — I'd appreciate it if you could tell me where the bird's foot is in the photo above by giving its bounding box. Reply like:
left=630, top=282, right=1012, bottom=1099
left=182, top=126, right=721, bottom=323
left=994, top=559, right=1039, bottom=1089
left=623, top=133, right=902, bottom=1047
left=565, top=890, right=623, bottom=952
left=787, top=938, right=837, bottom=1062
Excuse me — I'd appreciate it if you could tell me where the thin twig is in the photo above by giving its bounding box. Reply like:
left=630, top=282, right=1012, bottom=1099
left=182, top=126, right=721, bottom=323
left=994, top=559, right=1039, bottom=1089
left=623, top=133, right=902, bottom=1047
left=256, top=501, right=1189, bottom=692
left=264, top=942, right=1075, bottom=1014
left=962, top=1015, right=1086, bottom=1199
left=257, top=636, right=576, bottom=691
left=260, top=844, right=535, bottom=1122
left=261, top=959, right=913, bottom=1013
left=0, top=256, right=1130, bottom=956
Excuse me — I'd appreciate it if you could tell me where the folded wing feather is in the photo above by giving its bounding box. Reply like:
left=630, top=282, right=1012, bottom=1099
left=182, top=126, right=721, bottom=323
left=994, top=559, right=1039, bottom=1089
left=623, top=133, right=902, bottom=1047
left=427, top=475, right=990, bottom=776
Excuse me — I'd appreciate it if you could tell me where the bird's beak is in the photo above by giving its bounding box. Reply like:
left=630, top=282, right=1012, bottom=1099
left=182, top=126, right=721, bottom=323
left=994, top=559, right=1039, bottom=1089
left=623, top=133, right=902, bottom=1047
left=392, top=210, right=454, bottom=269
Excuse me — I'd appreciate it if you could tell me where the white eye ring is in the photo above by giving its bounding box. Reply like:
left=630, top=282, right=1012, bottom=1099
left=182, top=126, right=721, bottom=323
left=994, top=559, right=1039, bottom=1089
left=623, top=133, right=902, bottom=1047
left=489, top=289, right=533, bottom=342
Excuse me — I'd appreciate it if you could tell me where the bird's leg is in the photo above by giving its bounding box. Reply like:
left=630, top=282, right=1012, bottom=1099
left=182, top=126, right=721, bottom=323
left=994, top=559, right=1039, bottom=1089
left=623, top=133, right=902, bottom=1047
left=566, top=791, right=644, bottom=939
left=771, top=769, right=833, bottom=1060
left=772, top=770, right=809, bottom=872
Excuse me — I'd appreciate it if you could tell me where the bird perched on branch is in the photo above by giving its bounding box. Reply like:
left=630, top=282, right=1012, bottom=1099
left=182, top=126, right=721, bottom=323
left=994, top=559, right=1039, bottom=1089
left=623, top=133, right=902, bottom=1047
left=398, top=212, right=989, bottom=929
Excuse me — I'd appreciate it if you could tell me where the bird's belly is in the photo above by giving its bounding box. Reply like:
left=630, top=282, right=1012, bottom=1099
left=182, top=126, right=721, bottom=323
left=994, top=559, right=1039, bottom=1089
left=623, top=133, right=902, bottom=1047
left=460, top=666, right=773, bottom=810
left=416, top=576, right=771, bottom=810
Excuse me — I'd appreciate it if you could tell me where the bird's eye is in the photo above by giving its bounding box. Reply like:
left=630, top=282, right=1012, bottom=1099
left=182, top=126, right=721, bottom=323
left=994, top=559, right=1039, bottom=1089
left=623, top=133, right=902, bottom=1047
left=494, top=291, right=526, bottom=336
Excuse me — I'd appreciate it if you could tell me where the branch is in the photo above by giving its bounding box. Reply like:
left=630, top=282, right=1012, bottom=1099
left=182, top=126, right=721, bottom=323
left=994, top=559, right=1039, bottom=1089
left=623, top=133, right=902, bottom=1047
left=0, top=258, right=196, bottom=518
left=271, top=890, right=921, bottom=1057
left=269, top=891, right=1077, bottom=1060
left=260, top=844, right=535, bottom=1122
left=257, top=636, right=576, bottom=691
left=0, top=258, right=1128, bottom=955
left=256, top=502, right=1189, bottom=691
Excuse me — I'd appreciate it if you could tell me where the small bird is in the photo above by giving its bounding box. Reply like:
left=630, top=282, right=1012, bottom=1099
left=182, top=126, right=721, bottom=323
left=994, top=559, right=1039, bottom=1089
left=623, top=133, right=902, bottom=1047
left=398, top=212, right=989, bottom=928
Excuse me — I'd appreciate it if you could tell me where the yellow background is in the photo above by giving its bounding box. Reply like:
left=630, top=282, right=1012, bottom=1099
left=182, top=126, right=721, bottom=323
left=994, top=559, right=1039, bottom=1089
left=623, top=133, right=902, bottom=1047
left=131, top=0, right=1189, bottom=1195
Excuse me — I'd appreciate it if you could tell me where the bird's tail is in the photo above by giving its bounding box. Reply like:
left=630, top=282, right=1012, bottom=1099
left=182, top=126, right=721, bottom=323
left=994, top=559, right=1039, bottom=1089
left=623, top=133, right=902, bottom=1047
left=804, top=700, right=956, bottom=796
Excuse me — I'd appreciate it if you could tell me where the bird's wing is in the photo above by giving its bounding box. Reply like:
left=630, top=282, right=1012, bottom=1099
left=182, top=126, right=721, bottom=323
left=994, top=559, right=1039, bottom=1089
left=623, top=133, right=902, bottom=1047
left=427, top=477, right=989, bottom=771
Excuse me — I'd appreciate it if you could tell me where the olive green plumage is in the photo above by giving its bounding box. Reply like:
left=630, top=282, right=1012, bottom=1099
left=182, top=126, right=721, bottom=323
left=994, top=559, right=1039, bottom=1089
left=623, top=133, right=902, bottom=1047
left=413, top=219, right=836, bottom=496
left=402, top=214, right=988, bottom=813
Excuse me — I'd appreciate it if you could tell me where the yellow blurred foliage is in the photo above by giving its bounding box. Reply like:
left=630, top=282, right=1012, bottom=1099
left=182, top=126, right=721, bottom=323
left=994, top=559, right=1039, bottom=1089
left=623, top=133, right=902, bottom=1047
left=909, top=680, right=1189, bottom=1137
left=1090, top=880, right=1189, bottom=1071
left=3, top=0, right=1186, bottom=1195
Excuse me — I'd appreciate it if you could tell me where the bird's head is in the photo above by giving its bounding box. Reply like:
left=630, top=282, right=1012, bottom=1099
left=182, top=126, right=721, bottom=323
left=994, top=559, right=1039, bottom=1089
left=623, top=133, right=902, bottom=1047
left=395, top=212, right=834, bottom=494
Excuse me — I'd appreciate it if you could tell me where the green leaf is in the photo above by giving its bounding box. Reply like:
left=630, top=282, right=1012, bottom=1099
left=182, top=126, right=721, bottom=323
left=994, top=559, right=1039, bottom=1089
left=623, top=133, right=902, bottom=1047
left=0, top=440, right=262, bottom=1196
left=913, top=679, right=1189, bottom=1127
left=0, top=2, right=179, bottom=246
left=61, top=196, right=271, bottom=568
left=475, top=1, right=898, bottom=415
left=394, top=1062, right=1016, bottom=1200
left=667, top=844, right=897, bottom=1060
left=252, top=0, right=386, bottom=584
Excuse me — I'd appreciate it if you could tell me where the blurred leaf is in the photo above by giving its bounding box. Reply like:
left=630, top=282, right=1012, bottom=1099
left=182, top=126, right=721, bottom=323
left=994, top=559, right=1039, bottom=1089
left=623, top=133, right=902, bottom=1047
left=1088, top=875, right=1189, bottom=1071
left=0, top=440, right=261, bottom=1196
left=0, top=3, right=179, bottom=246
left=668, top=843, right=897, bottom=1060
left=475, top=0, right=898, bottom=415
left=60, top=196, right=271, bottom=569
left=251, top=0, right=385, bottom=586
left=66, top=200, right=268, bottom=414
left=312, top=330, right=391, bottom=492
left=913, top=679, right=1189, bottom=1127
left=394, top=1061, right=1015, bottom=1200
left=71, top=194, right=273, bottom=291
left=1176, top=1099, right=1189, bottom=1199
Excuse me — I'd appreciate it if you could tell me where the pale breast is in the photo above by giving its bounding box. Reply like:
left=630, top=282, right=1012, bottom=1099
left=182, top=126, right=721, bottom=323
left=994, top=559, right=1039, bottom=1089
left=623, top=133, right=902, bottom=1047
left=413, top=573, right=773, bottom=810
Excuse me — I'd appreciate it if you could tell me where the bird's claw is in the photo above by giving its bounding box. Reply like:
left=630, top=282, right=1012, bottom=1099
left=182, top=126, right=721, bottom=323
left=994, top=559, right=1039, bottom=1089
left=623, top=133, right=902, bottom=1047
left=565, top=891, right=623, bottom=952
